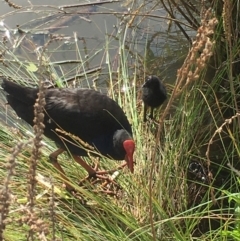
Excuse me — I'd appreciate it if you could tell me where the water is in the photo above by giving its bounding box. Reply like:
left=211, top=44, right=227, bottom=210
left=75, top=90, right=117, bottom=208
left=0, top=0, right=194, bottom=90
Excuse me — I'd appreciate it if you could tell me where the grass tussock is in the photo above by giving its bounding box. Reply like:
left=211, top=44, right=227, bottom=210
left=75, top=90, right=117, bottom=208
left=0, top=0, right=239, bottom=240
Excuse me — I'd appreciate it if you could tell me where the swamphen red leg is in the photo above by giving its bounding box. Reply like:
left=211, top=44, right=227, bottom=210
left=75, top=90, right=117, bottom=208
left=49, top=148, right=128, bottom=192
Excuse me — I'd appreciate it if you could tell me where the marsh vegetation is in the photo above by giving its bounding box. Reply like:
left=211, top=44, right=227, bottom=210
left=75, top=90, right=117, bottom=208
left=0, top=0, right=239, bottom=240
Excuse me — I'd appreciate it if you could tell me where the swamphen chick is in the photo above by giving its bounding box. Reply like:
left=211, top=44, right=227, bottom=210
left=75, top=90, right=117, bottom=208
left=1, top=79, right=135, bottom=191
left=142, top=75, right=167, bottom=122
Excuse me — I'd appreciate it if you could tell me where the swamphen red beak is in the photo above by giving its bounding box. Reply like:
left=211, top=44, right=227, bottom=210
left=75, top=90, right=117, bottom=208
left=123, top=140, right=135, bottom=173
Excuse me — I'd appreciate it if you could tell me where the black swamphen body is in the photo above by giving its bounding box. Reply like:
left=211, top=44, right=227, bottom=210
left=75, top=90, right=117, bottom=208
left=1, top=79, right=135, bottom=191
left=142, top=75, right=167, bottom=122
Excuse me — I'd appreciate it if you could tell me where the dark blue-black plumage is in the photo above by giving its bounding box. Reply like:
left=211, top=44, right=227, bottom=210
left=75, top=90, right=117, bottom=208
left=142, top=75, right=167, bottom=122
left=1, top=79, right=135, bottom=189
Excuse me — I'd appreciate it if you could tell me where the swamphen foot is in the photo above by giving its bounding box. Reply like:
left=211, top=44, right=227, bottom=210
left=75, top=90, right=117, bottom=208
left=79, top=160, right=128, bottom=189
left=49, top=148, right=125, bottom=194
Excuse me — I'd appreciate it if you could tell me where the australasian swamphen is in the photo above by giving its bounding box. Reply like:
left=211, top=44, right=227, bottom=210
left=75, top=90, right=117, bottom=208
left=142, top=75, right=167, bottom=122
left=1, top=79, right=135, bottom=191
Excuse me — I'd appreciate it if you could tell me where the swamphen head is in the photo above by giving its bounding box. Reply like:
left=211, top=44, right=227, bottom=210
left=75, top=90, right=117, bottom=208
left=113, top=129, right=135, bottom=172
